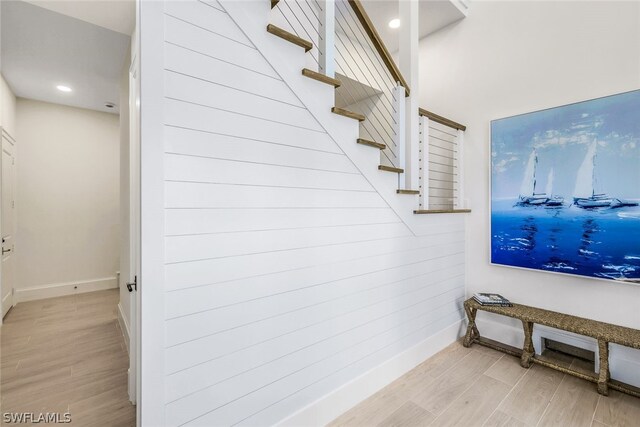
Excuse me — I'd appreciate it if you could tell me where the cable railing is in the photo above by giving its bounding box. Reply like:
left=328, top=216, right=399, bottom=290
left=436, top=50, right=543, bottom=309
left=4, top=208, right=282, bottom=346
left=270, top=0, right=322, bottom=68
left=334, top=0, right=403, bottom=167
left=270, top=0, right=409, bottom=169
left=418, top=109, right=467, bottom=212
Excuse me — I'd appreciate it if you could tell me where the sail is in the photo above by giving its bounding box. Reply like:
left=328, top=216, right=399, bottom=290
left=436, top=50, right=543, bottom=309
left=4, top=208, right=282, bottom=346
left=545, top=169, right=554, bottom=196
left=519, top=150, right=537, bottom=196
left=574, top=140, right=597, bottom=199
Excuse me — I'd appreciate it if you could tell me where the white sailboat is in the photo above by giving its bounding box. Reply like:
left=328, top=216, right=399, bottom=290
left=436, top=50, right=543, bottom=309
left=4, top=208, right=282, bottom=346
left=573, top=140, right=613, bottom=208
left=573, top=139, right=638, bottom=209
left=516, top=149, right=553, bottom=206
left=516, top=150, right=546, bottom=205
left=544, top=169, right=564, bottom=207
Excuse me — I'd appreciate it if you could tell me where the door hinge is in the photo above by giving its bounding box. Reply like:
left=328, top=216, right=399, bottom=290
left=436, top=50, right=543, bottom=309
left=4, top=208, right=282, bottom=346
left=126, top=275, right=137, bottom=292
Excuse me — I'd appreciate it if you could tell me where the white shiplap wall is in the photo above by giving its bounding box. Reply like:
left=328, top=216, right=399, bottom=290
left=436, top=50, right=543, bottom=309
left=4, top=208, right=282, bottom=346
left=158, top=1, right=465, bottom=425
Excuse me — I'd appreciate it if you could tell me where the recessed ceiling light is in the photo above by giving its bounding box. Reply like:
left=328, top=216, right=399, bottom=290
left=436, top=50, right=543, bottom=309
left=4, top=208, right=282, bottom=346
left=388, top=18, right=400, bottom=29
left=56, top=85, right=72, bottom=92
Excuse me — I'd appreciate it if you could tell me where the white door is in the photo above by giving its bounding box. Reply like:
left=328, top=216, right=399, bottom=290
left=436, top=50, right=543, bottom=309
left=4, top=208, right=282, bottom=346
left=128, top=49, right=141, bottom=407
left=1, top=130, right=16, bottom=318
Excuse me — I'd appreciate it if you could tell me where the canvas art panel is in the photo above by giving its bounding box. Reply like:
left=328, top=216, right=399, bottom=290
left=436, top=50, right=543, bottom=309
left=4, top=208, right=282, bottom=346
left=491, top=90, right=640, bottom=281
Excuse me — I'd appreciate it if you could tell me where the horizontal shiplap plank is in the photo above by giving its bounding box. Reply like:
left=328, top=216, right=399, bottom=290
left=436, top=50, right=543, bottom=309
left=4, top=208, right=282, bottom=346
left=164, top=0, right=250, bottom=47
left=165, top=260, right=464, bottom=372
left=164, top=126, right=353, bottom=173
left=165, top=71, right=323, bottom=133
left=233, top=308, right=464, bottom=427
left=165, top=241, right=464, bottom=345
left=166, top=279, right=463, bottom=402
left=164, top=232, right=464, bottom=293
left=164, top=14, right=277, bottom=79
left=165, top=182, right=384, bottom=210
left=167, top=298, right=464, bottom=426
left=164, top=43, right=302, bottom=108
left=166, top=222, right=411, bottom=263
left=166, top=239, right=458, bottom=319
left=164, top=98, right=339, bottom=154
left=165, top=207, right=400, bottom=236
left=165, top=153, right=368, bottom=191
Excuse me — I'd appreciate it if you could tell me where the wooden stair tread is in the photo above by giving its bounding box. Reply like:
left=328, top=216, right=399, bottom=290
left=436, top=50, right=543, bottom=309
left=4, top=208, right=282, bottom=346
left=414, top=209, right=471, bottom=214
left=266, top=24, right=313, bottom=52
left=378, top=165, right=404, bottom=173
left=396, top=189, right=420, bottom=195
left=357, top=138, right=385, bottom=150
left=302, top=69, right=341, bottom=87
left=331, top=107, right=365, bottom=122
left=271, top=0, right=279, bottom=8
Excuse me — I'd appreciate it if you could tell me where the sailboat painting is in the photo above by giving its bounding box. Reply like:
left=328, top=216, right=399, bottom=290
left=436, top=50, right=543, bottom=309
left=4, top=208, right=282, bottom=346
left=491, top=90, right=640, bottom=281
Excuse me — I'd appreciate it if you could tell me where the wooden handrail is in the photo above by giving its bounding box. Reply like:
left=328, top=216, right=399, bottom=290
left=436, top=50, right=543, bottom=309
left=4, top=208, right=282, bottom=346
left=418, top=108, right=466, bottom=131
left=347, top=0, right=410, bottom=97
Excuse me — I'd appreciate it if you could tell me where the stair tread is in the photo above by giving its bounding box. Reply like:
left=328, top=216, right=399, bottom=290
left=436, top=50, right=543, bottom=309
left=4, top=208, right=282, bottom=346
left=357, top=138, right=385, bottom=150
left=397, top=189, right=420, bottom=195
left=331, top=107, right=365, bottom=122
left=378, top=165, right=404, bottom=173
left=266, top=24, right=313, bottom=52
left=414, top=209, right=471, bottom=214
left=302, top=69, right=341, bottom=88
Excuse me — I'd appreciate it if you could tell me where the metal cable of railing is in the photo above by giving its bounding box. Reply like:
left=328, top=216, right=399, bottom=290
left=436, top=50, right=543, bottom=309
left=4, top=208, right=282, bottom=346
left=338, top=1, right=397, bottom=95
left=335, top=2, right=396, bottom=119
left=332, top=46, right=395, bottom=147
left=269, top=0, right=409, bottom=168
left=333, top=0, right=400, bottom=166
left=276, top=0, right=321, bottom=66
left=419, top=110, right=466, bottom=210
left=335, top=2, right=399, bottom=139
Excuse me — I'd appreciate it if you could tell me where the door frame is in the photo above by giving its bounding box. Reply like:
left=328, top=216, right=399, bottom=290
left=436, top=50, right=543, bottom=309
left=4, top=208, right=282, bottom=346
left=0, top=127, right=16, bottom=323
left=128, top=44, right=141, bottom=406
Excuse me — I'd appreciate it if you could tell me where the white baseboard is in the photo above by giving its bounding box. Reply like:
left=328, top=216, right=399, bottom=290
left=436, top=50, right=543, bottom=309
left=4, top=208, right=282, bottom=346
left=118, top=301, right=131, bottom=354
left=15, top=276, right=118, bottom=303
left=276, top=319, right=465, bottom=427
left=473, top=312, right=640, bottom=388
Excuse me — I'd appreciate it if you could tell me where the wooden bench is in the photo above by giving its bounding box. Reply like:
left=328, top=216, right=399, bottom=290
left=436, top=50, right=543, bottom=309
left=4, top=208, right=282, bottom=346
left=462, top=298, right=640, bottom=398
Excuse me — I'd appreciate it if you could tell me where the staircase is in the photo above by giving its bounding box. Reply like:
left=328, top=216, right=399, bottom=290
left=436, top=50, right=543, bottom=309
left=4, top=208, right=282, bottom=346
left=265, top=0, right=427, bottom=215
left=259, top=0, right=468, bottom=222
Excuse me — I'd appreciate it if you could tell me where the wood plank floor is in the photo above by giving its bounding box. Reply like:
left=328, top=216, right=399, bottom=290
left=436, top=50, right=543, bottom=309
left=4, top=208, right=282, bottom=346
left=0, top=289, right=135, bottom=426
left=329, top=341, right=640, bottom=427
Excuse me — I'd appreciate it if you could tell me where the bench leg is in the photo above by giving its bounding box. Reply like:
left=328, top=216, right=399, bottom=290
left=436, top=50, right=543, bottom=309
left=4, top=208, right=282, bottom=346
left=521, top=321, right=534, bottom=368
left=463, top=304, right=479, bottom=348
left=597, top=340, right=610, bottom=396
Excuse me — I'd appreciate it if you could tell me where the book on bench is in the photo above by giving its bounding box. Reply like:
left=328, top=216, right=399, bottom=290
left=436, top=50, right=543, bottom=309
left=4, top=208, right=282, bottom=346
left=473, top=293, right=512, bottom=307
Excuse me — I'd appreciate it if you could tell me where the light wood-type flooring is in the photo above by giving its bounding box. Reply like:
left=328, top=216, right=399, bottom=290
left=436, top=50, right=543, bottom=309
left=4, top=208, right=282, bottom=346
left=330, top=340, right=640, bottom=427
left=0, top=289, right=135, bottom=426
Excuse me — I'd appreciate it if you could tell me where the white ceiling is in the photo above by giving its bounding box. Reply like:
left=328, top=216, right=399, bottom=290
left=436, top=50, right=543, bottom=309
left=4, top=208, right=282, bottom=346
left=1, top=1, right=132, bottom=114
left=361, top=0, right=468, bottom=52
left=23, top=0, right=135, bottom=36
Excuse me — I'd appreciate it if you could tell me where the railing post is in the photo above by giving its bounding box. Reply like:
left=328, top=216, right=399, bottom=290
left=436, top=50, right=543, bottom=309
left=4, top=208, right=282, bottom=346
left=399, top=0, right=419, bottom=191
left=319, top=0, right=335, bottom=77
left=419, top=115, right=429, bottom=210
left=394, top=83, right=406, bottom=187
left=456, top=129, right=465, bottom=209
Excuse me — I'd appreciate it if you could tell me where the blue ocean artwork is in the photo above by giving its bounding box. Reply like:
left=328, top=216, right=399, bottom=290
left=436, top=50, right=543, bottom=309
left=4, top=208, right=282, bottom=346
left=491, top=90, right=640, bottom=281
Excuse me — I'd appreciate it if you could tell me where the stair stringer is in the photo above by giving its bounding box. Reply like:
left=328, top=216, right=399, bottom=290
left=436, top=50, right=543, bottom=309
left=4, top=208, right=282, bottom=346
left=220, top=0, right=465, bottom=237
